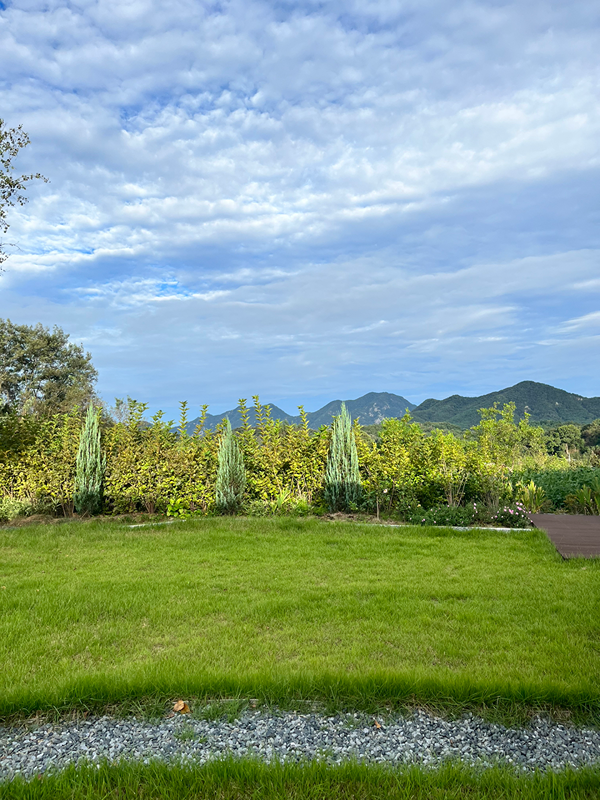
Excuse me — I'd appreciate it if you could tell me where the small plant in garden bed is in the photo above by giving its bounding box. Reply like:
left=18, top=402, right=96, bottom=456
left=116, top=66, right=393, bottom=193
left=244, top=494, right=315, bottom=517
left=0, top=496, right=48, bottom=522
left=565, top=477, right=600, bottom=515
left=406, top=502, right=490, bottom=527
left=166, top=498, right=205, bottom=519
left=491, top=502, right=531, bottom=528
left=406, top=501, right=531, bottom=528
left=517, top=480, right=552, bottom=513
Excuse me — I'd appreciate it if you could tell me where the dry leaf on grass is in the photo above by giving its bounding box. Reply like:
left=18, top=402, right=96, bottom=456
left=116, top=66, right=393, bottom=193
left=173, top=700, right=191, bottom=714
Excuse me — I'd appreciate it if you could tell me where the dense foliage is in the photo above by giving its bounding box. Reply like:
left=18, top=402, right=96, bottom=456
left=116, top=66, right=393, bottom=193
left=0, top=318, right=98, bottom=415
left=1, top=397, right=600, bottom=523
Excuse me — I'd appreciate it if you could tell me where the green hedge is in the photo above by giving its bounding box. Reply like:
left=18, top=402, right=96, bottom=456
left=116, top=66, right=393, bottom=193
left=0, top=399, right=583, bottom=519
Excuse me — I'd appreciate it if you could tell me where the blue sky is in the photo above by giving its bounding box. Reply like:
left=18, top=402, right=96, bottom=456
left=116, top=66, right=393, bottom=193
left=1, top=0, right=599, bottom=419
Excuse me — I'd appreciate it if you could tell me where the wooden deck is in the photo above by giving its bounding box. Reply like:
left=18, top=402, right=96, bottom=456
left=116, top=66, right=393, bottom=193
left=529, top=513, right=600, bottom=558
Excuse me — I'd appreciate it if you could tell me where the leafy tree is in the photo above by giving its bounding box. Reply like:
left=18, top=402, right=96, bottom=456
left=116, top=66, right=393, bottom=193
left=467, top=402, right=546, bottom=508
left=74, top=404, right=106, bottom=515
left=1, top=119, right=48, bottom=269
left=469, top=402, right=545, bottom=464
left=325, top=403, right=361, bottom=512
left=216, top=419, right=246, bottom=513
left=361, top=414, right=423, bottom=516
left=428, top=429, right=470, bottom=507
left=581, top=420, right=600, bottom=450
left=0, top=319, right=98, bottom=416
left=545, top=424, right=585, bottom=460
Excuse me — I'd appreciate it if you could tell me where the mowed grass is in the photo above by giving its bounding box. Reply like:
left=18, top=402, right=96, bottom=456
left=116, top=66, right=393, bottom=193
left=1, top=517, right=599, bottom=718
left=3, top=760, right=600, bottom=800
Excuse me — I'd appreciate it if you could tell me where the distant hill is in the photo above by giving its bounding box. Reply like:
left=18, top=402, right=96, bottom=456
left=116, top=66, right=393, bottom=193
left=411, top=381, right=600, bottom=428
left=306, top=392, right=415, bottom=428
left=185, top=392, right=415, bottom=433
left=184, top=404, right=296, bottom=434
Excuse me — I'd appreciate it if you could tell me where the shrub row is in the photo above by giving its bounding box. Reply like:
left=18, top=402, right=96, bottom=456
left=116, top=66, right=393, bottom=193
left=0, top=398, right=597, bottom=522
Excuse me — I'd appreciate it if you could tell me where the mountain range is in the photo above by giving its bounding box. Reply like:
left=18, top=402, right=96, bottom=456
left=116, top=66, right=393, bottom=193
left=185, top=392, right=416, bottom=433
left=185, top=381, right=600, bottom=433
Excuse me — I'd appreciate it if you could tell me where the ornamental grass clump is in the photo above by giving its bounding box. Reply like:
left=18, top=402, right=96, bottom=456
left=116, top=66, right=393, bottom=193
left=74, top=404, right=106, bottom=515
left=216, top=419, right=246, bottom=513
left=324, top=403, right=361, bottom=512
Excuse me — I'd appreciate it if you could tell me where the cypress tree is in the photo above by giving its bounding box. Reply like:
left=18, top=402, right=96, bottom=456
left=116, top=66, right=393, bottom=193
left=216, top=419, right=246, bottom=513
left=74, top=404, right=106, bottom=515
left=324, top=403, right=361, bottom=512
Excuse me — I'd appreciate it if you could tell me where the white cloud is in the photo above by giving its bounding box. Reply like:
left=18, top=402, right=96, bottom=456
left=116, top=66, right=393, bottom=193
left=72, top=277, right=229, bottom=308
left=3, top=246, right=597, bottom=412
left=1, top=0, right=599, bottom=411
left=560, top=311, right=600, bottom=332
left=3, top=0, right=599, bottom=266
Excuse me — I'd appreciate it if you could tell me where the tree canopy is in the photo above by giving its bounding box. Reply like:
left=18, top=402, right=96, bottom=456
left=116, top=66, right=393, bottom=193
left=0, top=118, right=48, bottom=269
left=0, top=319, right=98, bottom=416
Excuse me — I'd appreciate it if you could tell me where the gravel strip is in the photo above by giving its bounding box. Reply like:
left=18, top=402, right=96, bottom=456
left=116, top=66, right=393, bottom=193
left=1, top=709, right=599, bottom=781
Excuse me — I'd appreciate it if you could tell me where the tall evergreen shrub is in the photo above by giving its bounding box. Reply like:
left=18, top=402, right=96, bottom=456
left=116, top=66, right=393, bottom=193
left=325, top=403, right=361, bottom=512
left=216, top=419, right=246, bottom=513
left=74, top=404, right=106, bottom=515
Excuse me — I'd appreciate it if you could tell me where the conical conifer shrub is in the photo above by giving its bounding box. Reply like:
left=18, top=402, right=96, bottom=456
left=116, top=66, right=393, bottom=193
left=324, top=403, right=361, bottom=512
left=216, top=419, right=246, bottom=513
left=74, top=404, right=106, bottom=515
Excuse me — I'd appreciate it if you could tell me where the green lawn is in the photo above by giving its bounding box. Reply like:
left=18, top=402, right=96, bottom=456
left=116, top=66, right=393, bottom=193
left=3, top=760, right=600, bottom=800
left=1, top=517, right=599, bottom=719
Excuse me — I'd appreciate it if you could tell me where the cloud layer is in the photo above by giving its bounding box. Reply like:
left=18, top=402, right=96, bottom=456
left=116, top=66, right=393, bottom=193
left=1, top=0, right=599, bottom=415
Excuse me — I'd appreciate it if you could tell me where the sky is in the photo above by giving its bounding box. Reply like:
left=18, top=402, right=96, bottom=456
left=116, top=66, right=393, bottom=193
left=1, top=0, right=599, bottom=419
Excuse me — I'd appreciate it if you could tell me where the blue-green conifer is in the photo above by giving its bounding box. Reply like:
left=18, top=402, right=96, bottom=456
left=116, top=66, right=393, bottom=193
left=74, top=404, right=105, bottom=515
left=324, top=403, right=361, bottom=512
left=216, top=419, right=246, bottom=513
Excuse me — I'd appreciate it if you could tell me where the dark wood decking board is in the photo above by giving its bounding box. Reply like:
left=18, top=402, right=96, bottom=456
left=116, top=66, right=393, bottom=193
left=529, top=513, right=600, bottom=558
